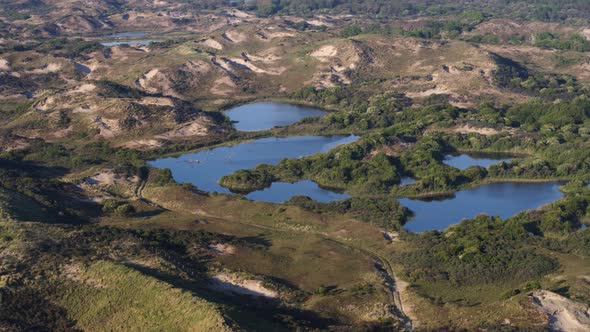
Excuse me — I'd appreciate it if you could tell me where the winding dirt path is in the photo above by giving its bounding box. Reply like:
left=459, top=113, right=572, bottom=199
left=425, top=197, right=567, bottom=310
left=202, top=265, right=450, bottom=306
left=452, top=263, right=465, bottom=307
left=138, top=174, right=415, bottom=328
left=199, top=213, right=414, bottom=328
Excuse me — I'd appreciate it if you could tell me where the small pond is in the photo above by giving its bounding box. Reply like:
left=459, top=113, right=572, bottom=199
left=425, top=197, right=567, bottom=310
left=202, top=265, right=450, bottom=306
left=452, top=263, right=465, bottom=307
left=443, top=152, right=514, bottom=170
left=224, top=102, right=327, bottom=131
left=245, top=180, right=349, bottom=203
left=101, top=40, right=157, bottom=47
left=107, top=32, right=148, bottom=38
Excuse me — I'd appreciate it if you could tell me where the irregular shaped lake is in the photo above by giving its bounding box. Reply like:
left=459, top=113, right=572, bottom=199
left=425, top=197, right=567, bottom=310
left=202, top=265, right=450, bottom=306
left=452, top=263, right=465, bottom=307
left=444, top=152, right=513, bottom=170
left=400, top=182, right=563, bottom=233
left=148, top=135, right=358, bottom=203
left=224, top=102, right=327, bottom=131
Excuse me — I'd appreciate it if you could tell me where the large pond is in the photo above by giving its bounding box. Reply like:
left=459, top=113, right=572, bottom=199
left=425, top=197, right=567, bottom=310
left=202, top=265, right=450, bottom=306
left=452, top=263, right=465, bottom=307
left=444, top=152, right=513, bottom=170
left=400, top=182, right=563, bottom=233
left=148, top=135, right=358, bottom=203
left=224, top=102, right=327, bottom=131
left=150, top=102, right=563, bottom=223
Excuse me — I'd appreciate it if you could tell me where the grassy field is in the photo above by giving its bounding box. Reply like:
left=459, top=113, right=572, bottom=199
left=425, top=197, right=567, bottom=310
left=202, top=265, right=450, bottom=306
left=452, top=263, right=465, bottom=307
left=101, top=183, right=400, bottom=325
left=56, top=261, right=231, bottom=332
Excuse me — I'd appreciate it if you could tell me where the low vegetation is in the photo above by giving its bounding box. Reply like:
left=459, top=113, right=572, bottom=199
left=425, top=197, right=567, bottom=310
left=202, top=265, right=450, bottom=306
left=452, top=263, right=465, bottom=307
left=0, top=0, right=590, bottom=330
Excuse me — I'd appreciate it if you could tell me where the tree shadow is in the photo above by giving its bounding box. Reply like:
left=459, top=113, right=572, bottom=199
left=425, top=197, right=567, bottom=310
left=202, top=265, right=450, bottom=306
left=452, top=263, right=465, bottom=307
left=236, top=234, right=273, bottom=249
left=133, top=208, right=168, bottom=218
left=0, top=158, right=100, bottom=224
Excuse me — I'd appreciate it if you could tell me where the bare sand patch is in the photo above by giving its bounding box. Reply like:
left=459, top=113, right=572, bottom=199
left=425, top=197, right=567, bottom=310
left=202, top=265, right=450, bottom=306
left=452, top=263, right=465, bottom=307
left=531, top=290, right=590, bottom=332
left=94, top=117, right=122, bottom=138
left=0, top=136, right=29, bottom=152
left=266, top=31, right=296, bottom=39
left=138, top=68, right=179, bottom=97
left=157, top=120, right=209, bottom=139
left=68, top=83, right=96, bottom=94
left=86, top=171, right=119, bottom=186
left=35, top=96, right=55, bottom=111
left=82, top=170, right=139, bottom=198
left=201, top=38, right=223, bottom=50
left=453, top=124, right=500, bottom=136
left=210, top=76, right=236, bottom=96
left=311, top=45, right=338, bottom=59
left=224, top=57, right=285, bottom=75
left=307, top=19, right=332, bottom=27
left=27, top=62, right=62, bottom=74
left=382, top=231, right=400, bottom=242
left=208, top=244, right=237, bottom=256
left=227, top=9, right=253, bottom=18
left=48, top=126, right=73, bottom=140
left=0, top=59, right=9, bottom=71
left=223, top=30, right=248, bottom=43
left=136, top=97, right=175, bottom=106
left=122, top=139, right=163, bottom=150
left=210, top=273, right=278, bottom=298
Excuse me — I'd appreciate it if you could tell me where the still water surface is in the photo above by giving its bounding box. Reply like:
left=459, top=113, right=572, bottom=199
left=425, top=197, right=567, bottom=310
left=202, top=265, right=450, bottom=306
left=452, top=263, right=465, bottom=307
left=224, top=102, right=327, bottom=131
left=151, top=103, right=563, bottom=229
left=443, top=152, right=513, bottom=169
left=148, top=135, right=358, bottom=202
left=401, top=182, right=563, bottom=233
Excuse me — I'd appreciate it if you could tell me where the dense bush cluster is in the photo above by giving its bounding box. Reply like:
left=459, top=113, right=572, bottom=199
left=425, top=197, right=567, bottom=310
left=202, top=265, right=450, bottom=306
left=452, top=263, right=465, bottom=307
left=397, top=192, right=589, bottom=288
left=227, top=0, right=590, bottom=23
left=493, top=55, right=583, bottom=100
left=287, top=195, right=411, bottom=229
left=534, top=32, right=590, bottom=51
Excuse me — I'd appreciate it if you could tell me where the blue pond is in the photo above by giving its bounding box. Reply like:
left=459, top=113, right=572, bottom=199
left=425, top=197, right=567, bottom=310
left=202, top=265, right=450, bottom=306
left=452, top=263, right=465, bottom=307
left=444, top=153, right=513, bottom=170
left=246, top=180, right=349, bottom=203
left=400, top=182, right=563, bottom=233
left=150, top=102, right=563, bottom=225
left=224, top=102, right=327, bottom=131
left=100, top=32, right=156, bottom=46
left=400, top=177, right=417, bottom=186
left=107, top=32, right=148, bottom=38
left=101, top=40, right=157, bottom=47
left=148, top=135, right=358, bottom=203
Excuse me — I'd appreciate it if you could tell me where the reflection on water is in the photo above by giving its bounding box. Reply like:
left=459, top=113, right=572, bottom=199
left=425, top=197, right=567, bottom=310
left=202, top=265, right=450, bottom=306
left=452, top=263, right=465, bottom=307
left=149, top=135, right=358, bottom=202
left=107, top=32, right=148, bottom=38
left=246, top=180, right=349, bottom=203
left=401, top=182, right=563, bottom=233
left=224, top=102, right=327, bottom=131
left=101, top=40, right=157, bottom=46
left=443, top=152, right=514, bottom=170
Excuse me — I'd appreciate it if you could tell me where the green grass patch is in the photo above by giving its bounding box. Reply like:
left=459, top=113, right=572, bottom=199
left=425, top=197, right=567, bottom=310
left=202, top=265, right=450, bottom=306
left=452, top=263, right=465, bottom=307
left=56, top=261, right=231, bottom=332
